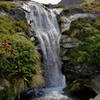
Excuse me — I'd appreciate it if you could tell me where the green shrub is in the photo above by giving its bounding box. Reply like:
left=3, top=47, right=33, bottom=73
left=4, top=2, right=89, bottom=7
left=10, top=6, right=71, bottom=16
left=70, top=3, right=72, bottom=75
left=0, top=33, right=43, bottom=99
left=0, top=33, right=42, bottom=81
left=0, top=14, right=43, bottom=100
left=0, top=15, right=30, bottom=36
left=0, top=2, right=16, bottom=12
left=67, top=20, right=100, bottom=66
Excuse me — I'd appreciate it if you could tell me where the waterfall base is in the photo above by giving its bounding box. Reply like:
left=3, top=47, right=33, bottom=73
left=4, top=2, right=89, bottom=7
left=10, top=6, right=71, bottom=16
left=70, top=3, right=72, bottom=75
left=19, top=87, right=73, bottom=100
left=32, top=88, right=72, bottom=100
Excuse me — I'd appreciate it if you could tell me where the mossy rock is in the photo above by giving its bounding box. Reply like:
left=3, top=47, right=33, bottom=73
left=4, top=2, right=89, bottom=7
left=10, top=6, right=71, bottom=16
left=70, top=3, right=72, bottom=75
left=54, top=4, right=64, bottom=8
left=0, top=2, right=16, bottom=12
left=66, top=19, right=100, bottom=66
left=63, top=8, right=70, bottom=13
left=0, top=15, right=30, bottom=36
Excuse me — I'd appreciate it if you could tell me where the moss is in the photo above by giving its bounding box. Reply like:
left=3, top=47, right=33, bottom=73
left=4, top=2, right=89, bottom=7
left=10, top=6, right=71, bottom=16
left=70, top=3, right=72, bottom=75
left=66, top=20, right=100, bottom=66
left=54, top=4, right=64, bottom=8
left=0, top=15, right=30, bottom=36
left=95, top=19, right=100, bottom=28
left=0, top=2, right=16, bottom=12
left=12, top=21, right=30, bottom=35
left=63, top=8, right=70, bottom=13
left=80, top=0, right=100, bottom=11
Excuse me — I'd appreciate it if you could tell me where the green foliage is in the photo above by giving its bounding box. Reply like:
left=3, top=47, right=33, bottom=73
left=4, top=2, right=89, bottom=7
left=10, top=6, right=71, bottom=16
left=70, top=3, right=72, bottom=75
left=0, top=15, right=30, bottom=36
left=0, top=33, right=41, bottom=82
left=0, top=15, right=44, bottom=99
left=0, top=33, right=42, bottom=99
left=0, top=2, right=16, bottom=12
left=0, top=86, right=15, bottom=100
left=63, top=8, right=70, bottom=13
left=80, top=0, right=100, bottom=11
left=54, top=4, right=64, bottom=8
left=67, top=20, right=100, bottom=66
left=95, top=19, right=100, bottom=28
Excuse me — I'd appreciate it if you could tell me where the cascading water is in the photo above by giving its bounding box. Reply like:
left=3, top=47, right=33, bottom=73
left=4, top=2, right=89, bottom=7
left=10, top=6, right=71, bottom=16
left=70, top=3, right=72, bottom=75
left=23, top=2, right=66, bottom=88
left=22, top=2, right=69, bottom=100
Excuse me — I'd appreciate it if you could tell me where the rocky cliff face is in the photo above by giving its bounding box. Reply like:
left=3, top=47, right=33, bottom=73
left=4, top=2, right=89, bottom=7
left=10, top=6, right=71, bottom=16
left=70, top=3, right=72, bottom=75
left=57, top=5, right=100, bottom=100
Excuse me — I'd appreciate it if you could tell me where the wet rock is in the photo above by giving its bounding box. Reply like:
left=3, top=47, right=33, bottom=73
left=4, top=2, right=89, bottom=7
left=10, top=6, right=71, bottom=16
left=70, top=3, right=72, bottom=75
left=9, top=8, right=27, bottom=22
left=62, top=63, right=99, bottom=78
left=62, top=56, right=69, bottom=61
left=61, top=36, right=76, bottom=43
left=19, top=89, right=44, bottom=100
left=62, top=43, right=78, bottom=48
left=90, top=94, right=100, bottom=100
left=60, top=16, right=71, bottom=32
left=90, top=76, right=100, bottom=94
left=66, top=86, right=97, bottom=100
left=30, top=37, right=35, bottom=42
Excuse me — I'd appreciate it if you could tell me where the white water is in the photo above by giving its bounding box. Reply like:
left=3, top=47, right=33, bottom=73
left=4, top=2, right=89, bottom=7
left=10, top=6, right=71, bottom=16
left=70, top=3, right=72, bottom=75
left=23, top=1, right=66, bottom=89
left=22, top=2, right=70, bottom=100
left=34, top=91, right=71, bottom=100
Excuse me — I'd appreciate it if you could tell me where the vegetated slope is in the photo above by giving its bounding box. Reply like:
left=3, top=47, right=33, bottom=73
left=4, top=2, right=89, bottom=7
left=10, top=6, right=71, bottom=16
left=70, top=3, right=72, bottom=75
left=80, top=0, right=100, bottom=11
left=0, top=2, right=44, bottom=100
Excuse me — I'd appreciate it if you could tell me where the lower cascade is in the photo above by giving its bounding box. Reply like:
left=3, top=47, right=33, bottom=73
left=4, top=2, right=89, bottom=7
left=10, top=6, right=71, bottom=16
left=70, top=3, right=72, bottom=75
left=23, top=1, right=68, bottom=100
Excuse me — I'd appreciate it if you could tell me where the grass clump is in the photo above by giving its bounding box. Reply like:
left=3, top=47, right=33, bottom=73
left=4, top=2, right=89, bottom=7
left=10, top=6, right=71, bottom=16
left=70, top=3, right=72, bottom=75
left=0, top=2, right=16, bottom=12
left=0, top=15, right=30, bottom=36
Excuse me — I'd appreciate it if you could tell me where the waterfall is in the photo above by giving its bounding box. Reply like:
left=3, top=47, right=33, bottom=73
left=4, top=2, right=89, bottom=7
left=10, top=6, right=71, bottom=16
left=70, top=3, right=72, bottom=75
left=23, top=2, right=66, bottom=88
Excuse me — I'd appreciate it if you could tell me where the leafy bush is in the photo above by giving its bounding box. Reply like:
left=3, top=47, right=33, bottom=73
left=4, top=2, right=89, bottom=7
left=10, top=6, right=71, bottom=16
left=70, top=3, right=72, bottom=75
left=0, top=15, right=44, bottom=100
left=0, top=33, right=41, bottom=80
left=0, top=15, right=30, bottom=36
left=0, top=2, right=16, bottom=12
left=67, top=20, right=100, bottom=66
left=0, top=33, right=43, bottom=99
